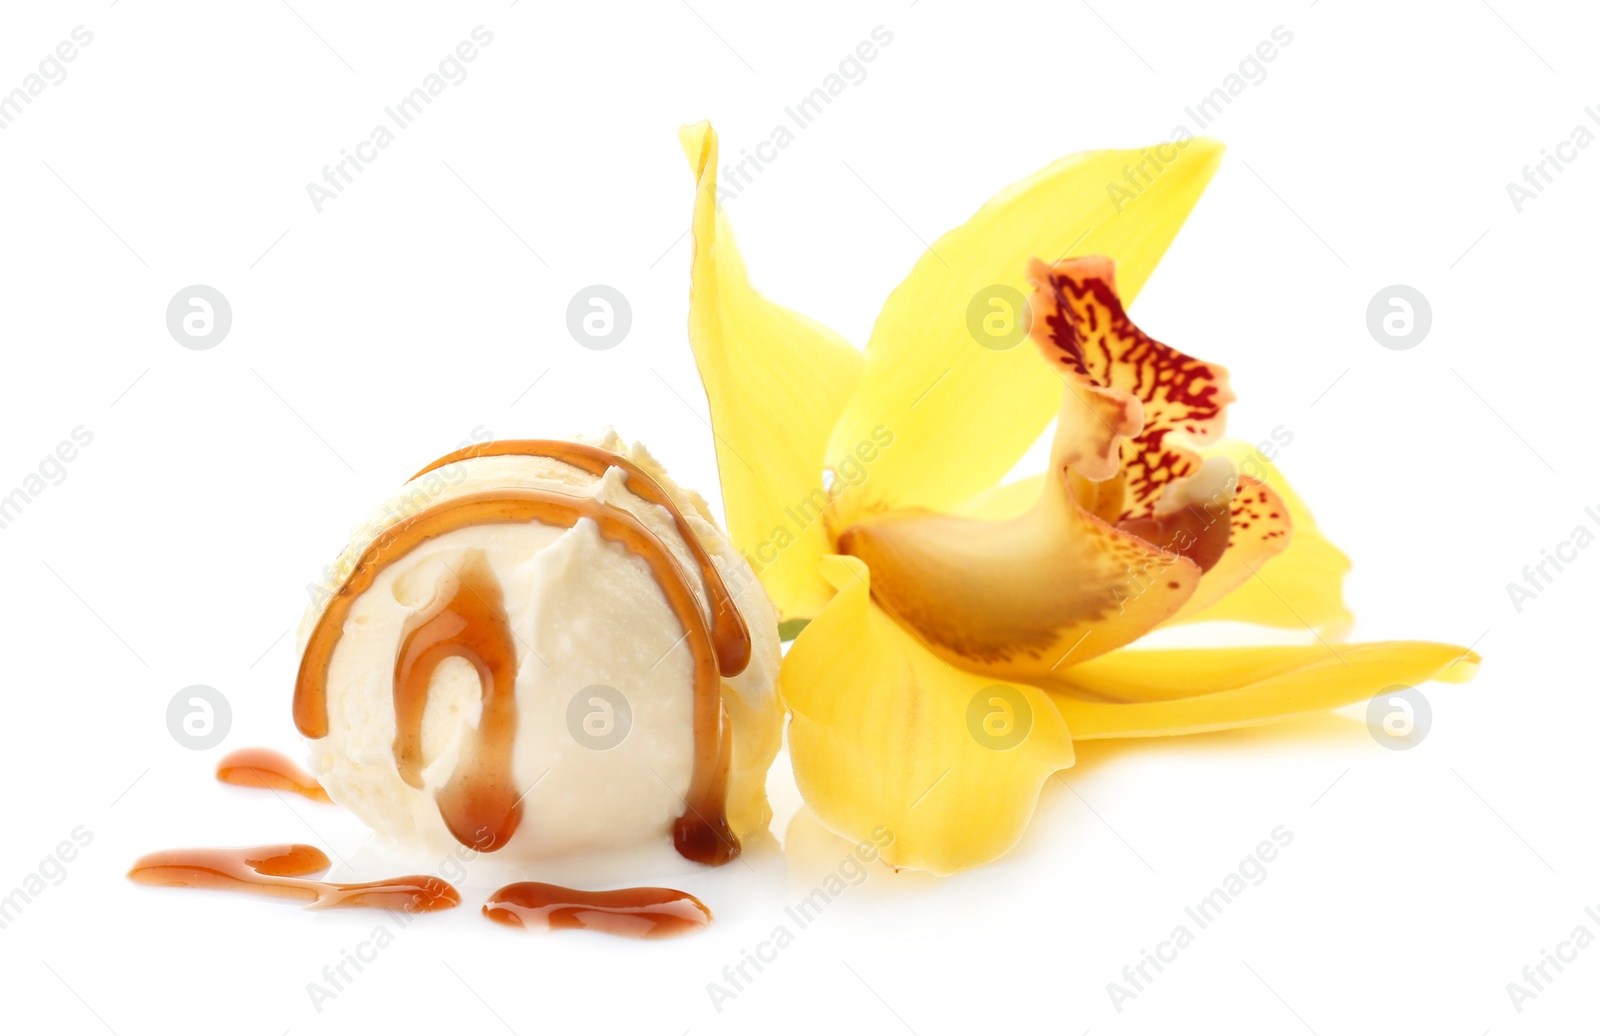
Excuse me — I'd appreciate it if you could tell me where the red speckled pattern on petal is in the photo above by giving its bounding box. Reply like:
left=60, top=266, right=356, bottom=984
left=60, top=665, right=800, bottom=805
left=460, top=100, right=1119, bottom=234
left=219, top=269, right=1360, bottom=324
left=1027, top=256, right=1235, bottom=520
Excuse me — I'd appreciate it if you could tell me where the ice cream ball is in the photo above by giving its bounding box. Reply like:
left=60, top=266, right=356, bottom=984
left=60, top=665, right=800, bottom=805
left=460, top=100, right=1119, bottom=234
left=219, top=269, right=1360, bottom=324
left=293, top=431, right=781, bottom=866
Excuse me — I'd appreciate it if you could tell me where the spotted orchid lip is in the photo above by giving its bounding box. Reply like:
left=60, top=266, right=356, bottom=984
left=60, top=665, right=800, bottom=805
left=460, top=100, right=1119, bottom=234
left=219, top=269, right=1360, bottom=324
left=834, top=254, right=1257, bottom=682
left=678, top=120, right=1481, bottom=874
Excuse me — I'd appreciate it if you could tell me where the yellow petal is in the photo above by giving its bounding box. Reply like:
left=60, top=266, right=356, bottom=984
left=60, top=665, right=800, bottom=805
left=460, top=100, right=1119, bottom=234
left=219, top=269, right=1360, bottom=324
left=1049, top=641, right=1478, bottom=738
left=826, top=139, right=1224, bottom=529
left=956, top=469, right=1141, bottom=527
left=1168, top=439, right=1352, bottom=632
left=680, top=122, right=865, bottom=620
left=838, top=467, right=1202, bottom=681
left=782, top=555, right=1075, bottom=874
left=955, top=472, right=1047, bottom=521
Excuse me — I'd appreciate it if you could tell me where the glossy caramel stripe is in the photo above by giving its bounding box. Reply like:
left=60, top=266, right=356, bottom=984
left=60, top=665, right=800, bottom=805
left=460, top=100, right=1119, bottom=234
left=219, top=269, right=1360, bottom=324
left=293, top=490, right=741, bottom=866
left=412, top=440, right=751, bottom=677
left=392, top=554, right=522, bottom=851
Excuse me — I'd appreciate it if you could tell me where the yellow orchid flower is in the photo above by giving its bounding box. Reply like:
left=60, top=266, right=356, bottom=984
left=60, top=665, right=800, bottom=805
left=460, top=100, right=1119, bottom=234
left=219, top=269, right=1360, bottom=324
left=677, top=122, right=1479, bottom=875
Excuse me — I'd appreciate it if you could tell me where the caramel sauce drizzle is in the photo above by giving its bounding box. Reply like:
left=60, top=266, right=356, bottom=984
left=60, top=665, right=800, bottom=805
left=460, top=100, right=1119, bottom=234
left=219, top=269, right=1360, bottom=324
left=392, top=552, right=522, bottom=851
left=294, top=476, right=748, bottom=866
left=127, top=843, right=459, bottom=911
left=215, top=747, right=331, bottom=803
left=412, top=440, right=751, bottom=677
left=484, top=881, right=710, bottom=938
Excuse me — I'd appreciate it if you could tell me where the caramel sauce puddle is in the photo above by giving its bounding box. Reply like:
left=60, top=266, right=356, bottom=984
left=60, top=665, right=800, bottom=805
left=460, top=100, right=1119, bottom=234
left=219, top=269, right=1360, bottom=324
left=215, top=747, right=331, bottom=803
left=484, top=881, right=710, bottom=938
left=127, top=844, right=459, bottom=911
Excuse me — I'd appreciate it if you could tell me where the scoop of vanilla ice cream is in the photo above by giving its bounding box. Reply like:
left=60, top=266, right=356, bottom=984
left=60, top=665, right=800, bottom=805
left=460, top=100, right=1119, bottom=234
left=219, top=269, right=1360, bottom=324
left=295, top=430, right=781, bottom=862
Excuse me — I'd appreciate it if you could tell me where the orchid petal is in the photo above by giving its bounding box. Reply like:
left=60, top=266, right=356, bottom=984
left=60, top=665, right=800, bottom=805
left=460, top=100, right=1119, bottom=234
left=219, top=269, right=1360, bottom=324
left=681, top=122, right=865, bottom=620
left=825, top=140, right=1224, bottom=530
left=782, top=555, right=1075, bottom=874
left=955, top=472, right=1048, bottom=521
left=837, top=460, right=1202, bottom=680
left=1049, top=642, right=1478, bottom=738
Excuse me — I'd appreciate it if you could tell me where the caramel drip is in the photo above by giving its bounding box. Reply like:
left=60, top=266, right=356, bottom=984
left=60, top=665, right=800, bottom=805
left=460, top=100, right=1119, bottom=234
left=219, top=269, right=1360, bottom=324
left=215, top=748, right=331, bottom=803
left=412, top=439, right=751, bottom=677
left=483, top=881, right=710, bottom=938
left=676, top=699, right=737, bottom=866
left=294, top=489, right=741, bottom=866
left=392, top=554, right=522, bottom=851
left=127, top=844, right=459, bottom=911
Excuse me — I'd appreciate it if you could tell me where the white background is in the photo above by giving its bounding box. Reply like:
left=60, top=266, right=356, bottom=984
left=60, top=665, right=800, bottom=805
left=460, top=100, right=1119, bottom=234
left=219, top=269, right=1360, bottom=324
left=0, top=1, right=1594, bottom=1033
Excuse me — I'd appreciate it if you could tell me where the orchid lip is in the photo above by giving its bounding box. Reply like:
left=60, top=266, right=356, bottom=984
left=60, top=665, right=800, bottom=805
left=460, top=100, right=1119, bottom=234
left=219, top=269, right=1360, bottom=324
left=830, top=254, right=1246, bottom=680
